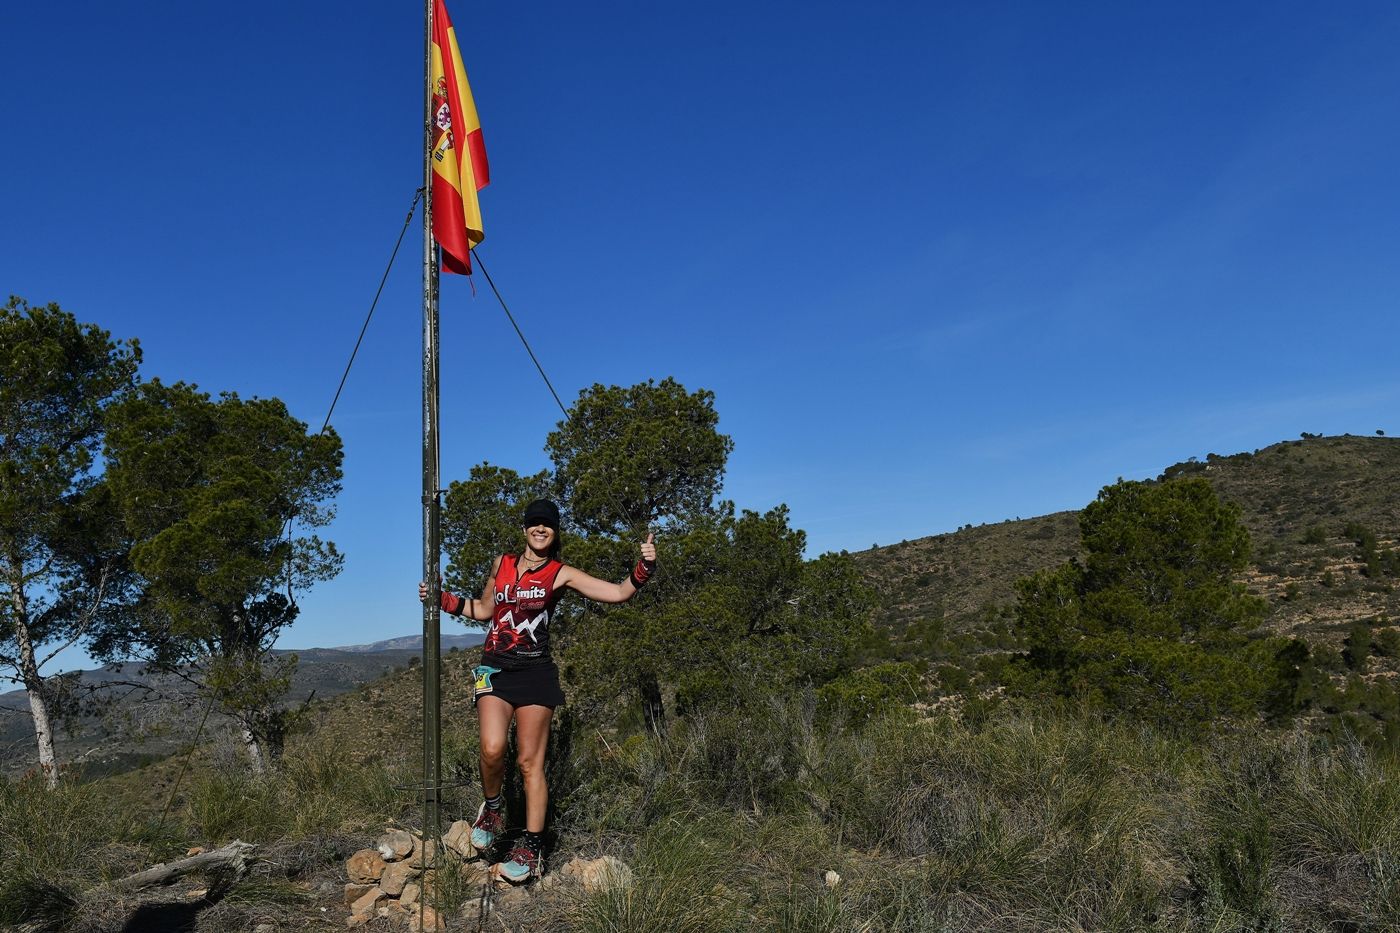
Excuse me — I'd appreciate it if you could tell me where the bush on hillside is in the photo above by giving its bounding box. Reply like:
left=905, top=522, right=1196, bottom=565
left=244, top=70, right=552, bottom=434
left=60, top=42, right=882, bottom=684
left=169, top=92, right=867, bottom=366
left=815, top=661, right=925, bottom=724
left=1007, top=478, right=1304, bottom=731
left=1344, top=620, right=1372, bottom=671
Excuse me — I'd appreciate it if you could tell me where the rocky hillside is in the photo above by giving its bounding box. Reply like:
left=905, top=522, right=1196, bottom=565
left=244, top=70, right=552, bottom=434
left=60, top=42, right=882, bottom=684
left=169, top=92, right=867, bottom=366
left=855, top=435, right=1400, bottom=644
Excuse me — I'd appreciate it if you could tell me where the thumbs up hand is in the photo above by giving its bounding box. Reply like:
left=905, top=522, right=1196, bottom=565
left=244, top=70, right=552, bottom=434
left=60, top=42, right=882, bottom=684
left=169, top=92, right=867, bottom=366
left=640, top=532, right=657, bottom=565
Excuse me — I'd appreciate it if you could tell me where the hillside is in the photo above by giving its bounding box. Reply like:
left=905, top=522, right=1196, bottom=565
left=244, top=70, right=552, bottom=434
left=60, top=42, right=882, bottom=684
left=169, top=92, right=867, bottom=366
left=0, top=633, right=484, bottom=780
left=855, top=435, right=1400, bottom=643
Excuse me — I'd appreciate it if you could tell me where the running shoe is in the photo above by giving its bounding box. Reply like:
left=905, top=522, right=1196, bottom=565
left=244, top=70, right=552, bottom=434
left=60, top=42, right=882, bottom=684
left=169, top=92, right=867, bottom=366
left=470, top=802, right=504, bottom=851
left=498, top=836, right=542, bottom=884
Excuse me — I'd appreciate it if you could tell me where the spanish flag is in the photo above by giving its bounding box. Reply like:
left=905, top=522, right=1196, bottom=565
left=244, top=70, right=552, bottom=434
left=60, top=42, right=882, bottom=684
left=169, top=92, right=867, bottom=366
left=430, top=0, right=489, bottom=275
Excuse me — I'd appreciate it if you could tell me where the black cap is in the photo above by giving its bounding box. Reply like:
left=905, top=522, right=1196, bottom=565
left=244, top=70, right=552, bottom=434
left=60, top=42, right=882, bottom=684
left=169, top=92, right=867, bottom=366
left=522, top=499, right=560, bottom=530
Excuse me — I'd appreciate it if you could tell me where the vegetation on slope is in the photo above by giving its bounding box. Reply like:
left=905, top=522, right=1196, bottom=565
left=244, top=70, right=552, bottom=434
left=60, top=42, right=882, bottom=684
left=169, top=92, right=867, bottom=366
left=858, top=435, right=1400, bottom=642
left=7, top=691, right=1400, bottom=931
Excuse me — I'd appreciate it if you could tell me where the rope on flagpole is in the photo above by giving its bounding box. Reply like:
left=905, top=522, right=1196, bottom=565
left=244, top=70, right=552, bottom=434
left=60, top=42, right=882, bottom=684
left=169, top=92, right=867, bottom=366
left=284, top=186, right=425, bottom=599
left=468, top=246, right=654, bottom=541
left=321, top=187, right=426, bottom=434
left=469, top=248, right=571, bottom=420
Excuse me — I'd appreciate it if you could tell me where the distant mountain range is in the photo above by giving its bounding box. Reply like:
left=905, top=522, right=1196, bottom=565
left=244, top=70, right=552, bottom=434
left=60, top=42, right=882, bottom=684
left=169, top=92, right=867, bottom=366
left=0, top=631, right=484, bottom=779
left=330, top=633, right=484, bottom=654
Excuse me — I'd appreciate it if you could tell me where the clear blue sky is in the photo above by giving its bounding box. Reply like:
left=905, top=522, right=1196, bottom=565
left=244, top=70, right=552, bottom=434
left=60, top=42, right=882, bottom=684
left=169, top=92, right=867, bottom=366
left=5, top=1, right=1399, bottom=655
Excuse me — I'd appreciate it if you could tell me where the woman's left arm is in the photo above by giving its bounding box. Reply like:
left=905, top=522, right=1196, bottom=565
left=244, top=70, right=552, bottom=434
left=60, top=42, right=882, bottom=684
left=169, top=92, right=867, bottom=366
left=558, top=533, right=657, bottom=604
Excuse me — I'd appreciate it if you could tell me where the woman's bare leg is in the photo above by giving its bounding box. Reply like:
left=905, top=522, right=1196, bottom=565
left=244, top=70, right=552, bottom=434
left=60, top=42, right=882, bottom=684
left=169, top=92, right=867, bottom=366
left=513, top=704, right=554, bottom=833
left=477, top=695, right=514, bottom=799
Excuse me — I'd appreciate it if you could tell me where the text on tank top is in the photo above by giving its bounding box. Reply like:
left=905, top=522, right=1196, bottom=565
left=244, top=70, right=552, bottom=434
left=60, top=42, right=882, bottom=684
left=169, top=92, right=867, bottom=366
left=483, top=554, right=564, bottom=665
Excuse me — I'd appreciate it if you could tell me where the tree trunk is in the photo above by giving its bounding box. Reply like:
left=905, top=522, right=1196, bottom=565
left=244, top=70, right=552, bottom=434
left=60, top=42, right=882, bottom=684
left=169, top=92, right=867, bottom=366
left=239, top=724, right=266, bottom=775
left=640, top=674, right=666, bottom=737
left=8, top=583, right=59, bottom=788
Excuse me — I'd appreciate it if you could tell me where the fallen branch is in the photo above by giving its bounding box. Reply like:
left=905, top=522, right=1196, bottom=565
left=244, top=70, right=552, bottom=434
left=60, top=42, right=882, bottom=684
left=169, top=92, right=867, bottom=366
left=113, top=840, right=257, bottom=892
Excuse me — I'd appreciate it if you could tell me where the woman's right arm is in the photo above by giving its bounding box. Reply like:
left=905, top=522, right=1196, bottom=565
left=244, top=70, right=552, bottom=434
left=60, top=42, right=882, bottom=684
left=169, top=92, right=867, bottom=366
left=468, top=556, right=502, bottom=621
left=420, top=555, right=501, bottom=622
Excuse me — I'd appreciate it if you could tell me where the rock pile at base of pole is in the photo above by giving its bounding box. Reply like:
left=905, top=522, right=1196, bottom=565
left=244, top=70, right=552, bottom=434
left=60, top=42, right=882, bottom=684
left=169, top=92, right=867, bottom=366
left=343, top=825, right=633, bottom=929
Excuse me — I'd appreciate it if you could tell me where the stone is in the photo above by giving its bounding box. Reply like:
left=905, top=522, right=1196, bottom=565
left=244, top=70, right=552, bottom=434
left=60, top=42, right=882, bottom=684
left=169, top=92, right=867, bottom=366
left=459, top=861, right=492, bottom=886
left=349, top=887, right=386, bottom=923
left=442, top=819, right=476, bottom=858
left=409, top=836, right=440, bottom=869
left=377, top=829, right=415, bottom=862
left=400, top=881, right=421, bottom=907
left=560, top=855, right=634, bottom=894
left=343, top=882, right=376, bottom=908
left=494, top=884, right=532, bottom=909
left=379, top=859, right=421, bottom=897
left=408, top=903, right=446, bottom=932
left=346, top=848, right=387, bottom=884
left=823, top=869, right=842, bottom=889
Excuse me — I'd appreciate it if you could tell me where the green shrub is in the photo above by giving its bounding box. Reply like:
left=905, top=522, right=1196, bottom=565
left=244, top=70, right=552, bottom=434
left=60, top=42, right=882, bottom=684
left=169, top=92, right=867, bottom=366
left=1376, top=628, right=1400, bottom=659
left=0, top=776, right=179, bottom=929
left=816, top=662, right=924, bottom=723
left=1314, top=643, right=1345, bottom=673
left=184, top=771, right=284, bottom=844
left=1344, top=621, right=1373, bottom=671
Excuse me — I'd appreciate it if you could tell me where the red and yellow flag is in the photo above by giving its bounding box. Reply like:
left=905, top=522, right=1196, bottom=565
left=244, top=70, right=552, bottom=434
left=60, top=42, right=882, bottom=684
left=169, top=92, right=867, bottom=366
left=430, top=0, right=489, bottom=275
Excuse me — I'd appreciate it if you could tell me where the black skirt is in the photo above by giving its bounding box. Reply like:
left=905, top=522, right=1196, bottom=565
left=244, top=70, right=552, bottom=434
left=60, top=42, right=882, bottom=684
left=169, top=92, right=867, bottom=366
left=473, top=659, right=565, bottom=708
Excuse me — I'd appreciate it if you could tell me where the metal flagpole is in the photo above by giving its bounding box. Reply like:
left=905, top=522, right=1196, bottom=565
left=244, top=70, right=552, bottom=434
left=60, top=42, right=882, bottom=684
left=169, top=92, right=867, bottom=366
left=420, top=0, right=444, bottom=855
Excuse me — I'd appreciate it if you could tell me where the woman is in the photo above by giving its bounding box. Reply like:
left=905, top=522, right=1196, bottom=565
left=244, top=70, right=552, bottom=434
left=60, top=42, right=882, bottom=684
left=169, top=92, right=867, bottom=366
left=419, top=498, right=656, bottom=883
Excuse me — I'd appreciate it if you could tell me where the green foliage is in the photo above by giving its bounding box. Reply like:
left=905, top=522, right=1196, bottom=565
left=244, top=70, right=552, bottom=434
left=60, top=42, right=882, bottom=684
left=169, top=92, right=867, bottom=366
left=1344, top=620, right=1372, bottom=670
left=1315, top=675, right=1400, bottom=751
left=894, top=615, right=946, bottom=663
left=1344, top=521, right=1387, bottom=579
left=566, top=815, right=746, bottom=933
left=1009, top=478, right=1289, bottom=730
left=0, top=774, right=181, bottom=929
left=1077, top=478, right=1260, bottom=641
left=441, top=463, right=551, bottom=592
left=815, top=661, right=924, bottom=723
left=1376, top=627, right=1400, bottom=659
left=564, top=505, right=874, bottom=722
left=546, top=378, right=732, bottom=535
left=441, top=379, right=871, bottom=729
left=102, top=379, right=344, bottom=765
left=0, top=298, right=142, bottom=781
left=46, top=668, right=1400, bottom=931
left=185, top=769, right=285, bottom=843
left=555, top=697, right=1400, bottom=930
left=0, top=299, right=141, bottom=558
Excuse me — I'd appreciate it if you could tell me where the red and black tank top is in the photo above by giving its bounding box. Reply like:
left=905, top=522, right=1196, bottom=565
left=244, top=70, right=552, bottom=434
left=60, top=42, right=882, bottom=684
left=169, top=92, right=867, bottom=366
left=482, top=554, right=565, bottom=668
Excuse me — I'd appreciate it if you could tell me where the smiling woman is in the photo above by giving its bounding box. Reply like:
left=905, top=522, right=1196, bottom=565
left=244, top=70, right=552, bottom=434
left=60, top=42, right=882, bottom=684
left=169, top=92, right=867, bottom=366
left=418, top=498, right=656, bottom=883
